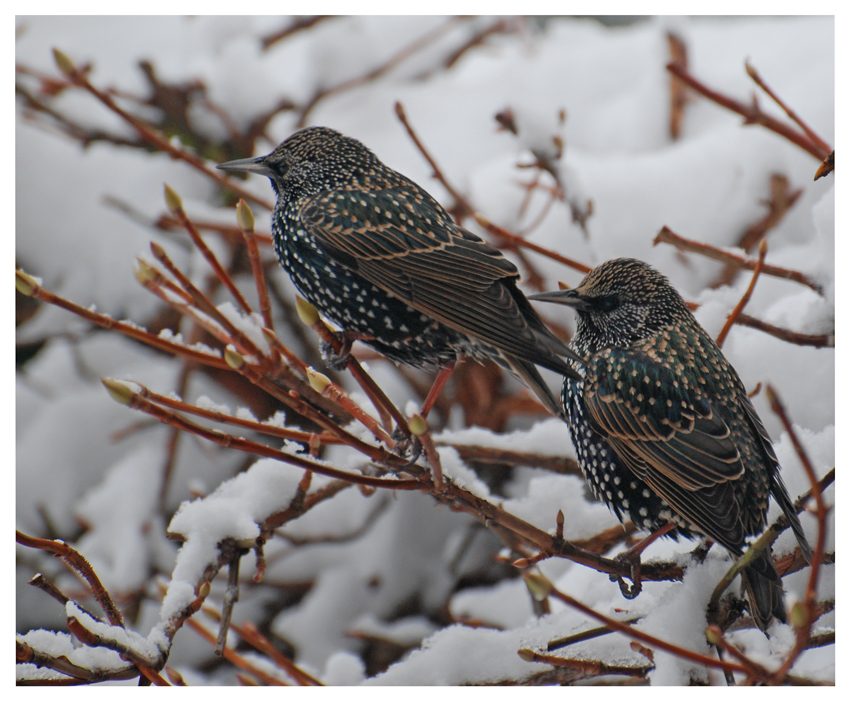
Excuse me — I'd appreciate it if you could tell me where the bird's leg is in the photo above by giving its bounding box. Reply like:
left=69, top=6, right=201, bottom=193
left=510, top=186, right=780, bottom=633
left=320, top=330, right=375, bottom=370
left=611, top=521, right=678, bottom=600
left=419, top=362, right=456, bottom=418
left=391, top=363, right=456, bottom=467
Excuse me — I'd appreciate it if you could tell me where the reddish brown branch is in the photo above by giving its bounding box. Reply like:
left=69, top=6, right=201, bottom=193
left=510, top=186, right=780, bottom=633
left=236, top=200, right=275, bottom=330
left=236, top=622, right=324, bottom=685
left=528, top=573, right=759, bottom=679
left=711, top=174, right=802, bottom=289
left=716, top=238, right=767, bottom=348
left=666, top=62, right=830, bottom=162
left=745, top=62, right=832, bottom=156
left=261, top=16, right=333, bottom=50
left=135, top=381, right=344, bottom=448
left=477, top=213, right=593, bottom=275
left=667, top=32, right=689, bottom=140
left=653, top=226, right=823, bottom=295
left=735, top=314, right=833, bottom=348
left=166, top=193, right=253, bottom=314
left=16, top=270, right=231, bottom=370
left=102, top=379, right=416, bottom=489
left=16, top=531, right=124, bottom=628
left=765, top=385, right=829, bottom=682
left=184, top=616, right=286, bottom=686
left=297, top=18, right=463, bottom=127
left=52, top=50, right=273, bottom=211
left=395, top=101, right=474, bottom=220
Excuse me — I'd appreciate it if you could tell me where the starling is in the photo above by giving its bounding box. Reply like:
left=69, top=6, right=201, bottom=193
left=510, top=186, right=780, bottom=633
left=530, top=258, right=812, bottom=630
left=218, top=127, right=582, bottom=416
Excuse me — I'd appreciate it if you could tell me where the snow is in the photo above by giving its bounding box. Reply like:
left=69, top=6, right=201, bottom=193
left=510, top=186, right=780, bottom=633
left=15, top=15, right=834, bottom=686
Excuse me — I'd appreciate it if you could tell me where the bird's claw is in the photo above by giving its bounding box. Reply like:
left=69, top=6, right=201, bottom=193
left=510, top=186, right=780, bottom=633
left=390, top=426, right=422, bottom=468
left=320, top=335, right=352, bottom=371
left=611, top=550, right=643, bottom=600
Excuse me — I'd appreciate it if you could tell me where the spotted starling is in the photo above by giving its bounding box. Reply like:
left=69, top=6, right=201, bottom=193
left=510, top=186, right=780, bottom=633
left=217, top=127, right=582, bottom=415
left=530, top=258, right=812, bottom=630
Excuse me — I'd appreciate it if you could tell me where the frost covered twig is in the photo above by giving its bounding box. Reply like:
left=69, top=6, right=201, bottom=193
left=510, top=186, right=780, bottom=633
left=522, top=572, right=755, bottom=679
left=100, top=378, right=416, bottom=489
left=16, top=531, right=124, bottom=628
left=15, top=269, right=230, bottom=369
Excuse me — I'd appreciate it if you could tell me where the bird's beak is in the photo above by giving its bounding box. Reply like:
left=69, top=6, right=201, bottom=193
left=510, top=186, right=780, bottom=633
left=216, top=156, right=274, bottom=177
left=528, top=288, right=593, bottom=312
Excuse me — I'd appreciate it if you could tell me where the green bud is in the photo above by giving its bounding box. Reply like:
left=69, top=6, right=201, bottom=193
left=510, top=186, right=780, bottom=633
left=789, top=601, right=809, bottom=630
left=523, top=572, right=552, bottom=602
left=705, top=625, right=722, bottom=646
left=15, top=270, right=39, bottom=297
left=517, top=648, right=537, bottom=663
left=224, top=348, right=245, bottom=370
left=409, top=414, right=429, bottom=437
left=295, top=297, right=320, bottom=326
left=163, top=184, right=183, bottom=214
left=306, top=367, right=331, bottom=393
left=236, top=200, right=254, bottom=231
left=134, top=258, right=157, bottom=285
left=101, top=378, right=136, bottom=405
left=52, top=48, right=76, bottom=77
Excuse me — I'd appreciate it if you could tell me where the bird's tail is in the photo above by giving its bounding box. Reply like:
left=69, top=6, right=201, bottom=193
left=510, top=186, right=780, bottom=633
left=740, top=548, right=786, bottom=632
left=505, top=357, right=564, bottom=418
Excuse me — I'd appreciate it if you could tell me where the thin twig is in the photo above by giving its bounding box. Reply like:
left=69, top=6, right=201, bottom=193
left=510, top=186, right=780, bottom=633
left=526, top=573, right=759, bottom=679
left=235, top=199, right=275, bottom=330
left=16, top=532, right=124, bottom=628
left=765, top=385, right=829, bottom=682
left=101, top=378, right=418, bottom=488
left=716, top=238, right=767, bottom=347
left=745, top=62, right=832, bottom=156
left=16, top=270, right=230, bottom=370
left=653, top=226, right=823, bottom=295
left=735, top=314, right=834, bottom=348
left=297, top=18, right=464, bottom=127
left=476, top=213, right=592, bottom=275
left=666, top=61, right=830, bottom=162
left=52, top=49, right=273, bottom=210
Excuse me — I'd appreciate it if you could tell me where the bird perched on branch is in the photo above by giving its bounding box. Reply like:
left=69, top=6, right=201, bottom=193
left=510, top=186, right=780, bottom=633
left=530, top=258, right=812, bottom=631
left=218, top=126, right=582, bottom=417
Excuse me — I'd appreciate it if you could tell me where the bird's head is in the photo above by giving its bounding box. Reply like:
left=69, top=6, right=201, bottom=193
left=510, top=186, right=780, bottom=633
left=530, top=258, right=690, bottom=352
left=217, top=127, right=379, bottom=199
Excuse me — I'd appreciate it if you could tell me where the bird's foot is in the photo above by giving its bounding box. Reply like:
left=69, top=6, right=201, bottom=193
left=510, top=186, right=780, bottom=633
left=320, top=330, right=374, bottom=370
left=390, top=425, right=422, bottom=467
left=611, top=550, right=643, bottom=600
left=609, top=521, right=678, bottom=600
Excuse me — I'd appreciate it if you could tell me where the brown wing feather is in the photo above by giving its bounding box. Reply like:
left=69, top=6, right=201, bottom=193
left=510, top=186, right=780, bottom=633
left=300, top=188, right=575, bottom=369
left=582, top=348, right=748, bottom=549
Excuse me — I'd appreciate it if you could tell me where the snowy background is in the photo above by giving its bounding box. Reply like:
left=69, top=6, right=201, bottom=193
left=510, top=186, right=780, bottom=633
left=16, top=15, right=833, bottom=685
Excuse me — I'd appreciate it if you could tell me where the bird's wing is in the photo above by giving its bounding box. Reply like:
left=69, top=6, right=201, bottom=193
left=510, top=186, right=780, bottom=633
left=582, top=347, right=748, bottom=549
left=299, top=186, right=569, bottom=366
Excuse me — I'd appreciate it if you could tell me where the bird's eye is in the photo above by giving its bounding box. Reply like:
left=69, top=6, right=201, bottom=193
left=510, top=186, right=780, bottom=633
left=594, top=294, right=619, bottom=312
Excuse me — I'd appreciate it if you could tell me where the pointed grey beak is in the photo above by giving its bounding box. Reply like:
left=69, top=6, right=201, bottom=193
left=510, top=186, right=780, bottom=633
left=528, top=288, right=592, bottom=312
left=216, top=155, right=274, bottom=177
